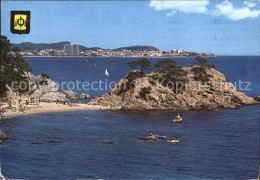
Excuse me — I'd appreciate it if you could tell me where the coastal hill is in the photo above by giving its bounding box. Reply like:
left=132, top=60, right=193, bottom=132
left=12, top=42, right=215, bottom=57
left=88, top=60, right=257, bottom=110
left=12, top=42, right=159, bottom=52
left=11, top=42, right=103, bottom=51
left=113, top=45, right=159, bottom=52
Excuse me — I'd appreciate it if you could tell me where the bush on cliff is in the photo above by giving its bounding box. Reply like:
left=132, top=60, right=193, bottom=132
left=139, top=87, right=151, bottom=100
left=41, top=73, right=50, bottom=79
left=116, top=71, right=145, bottom=95
left=126, top=58, right=152, bottom=73
left=192, top=57, right=216, bottom=82
left=154, top=59, right=188, bottom=93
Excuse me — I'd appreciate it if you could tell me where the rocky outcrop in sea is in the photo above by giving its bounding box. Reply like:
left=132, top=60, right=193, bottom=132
left=88, top=67, right=258, bottom=110
left=0, top=130, right=8, bottom=140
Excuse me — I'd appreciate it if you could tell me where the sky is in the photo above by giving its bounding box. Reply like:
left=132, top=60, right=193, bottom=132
left=1, top=0, right=260, bottom=55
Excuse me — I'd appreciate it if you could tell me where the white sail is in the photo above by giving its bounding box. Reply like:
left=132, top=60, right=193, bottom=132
left=105, top=69, right=109, bottom=77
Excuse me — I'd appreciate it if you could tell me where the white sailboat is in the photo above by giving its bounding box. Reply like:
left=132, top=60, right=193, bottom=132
left=104, top=69, right=109, bottom=77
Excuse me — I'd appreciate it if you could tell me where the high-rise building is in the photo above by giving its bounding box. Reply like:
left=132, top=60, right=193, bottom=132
left=64, top=43, right=79, bottom=56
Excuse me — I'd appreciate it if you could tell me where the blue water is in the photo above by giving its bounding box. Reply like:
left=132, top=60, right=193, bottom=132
left=0, top=56, right=259, bottom=179
left=24, top=56, right=260, bottom=97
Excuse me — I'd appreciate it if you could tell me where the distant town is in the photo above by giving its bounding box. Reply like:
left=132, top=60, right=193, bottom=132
left=13, top=42, right=216, bottom=58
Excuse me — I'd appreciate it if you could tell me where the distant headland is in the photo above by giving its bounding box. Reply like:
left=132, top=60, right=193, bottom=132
left=12, top=42, right=216, bottom=58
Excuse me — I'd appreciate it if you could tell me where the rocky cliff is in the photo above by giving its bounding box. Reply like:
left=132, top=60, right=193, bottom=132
left=5, top=73, right=90, bottom=102
left=88, top=67, right=258, bottom=110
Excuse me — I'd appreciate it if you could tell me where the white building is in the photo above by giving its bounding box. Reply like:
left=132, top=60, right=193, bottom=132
left=177, top=49, right=184, bottom=54
left=64, top=43, right=79, bottom=56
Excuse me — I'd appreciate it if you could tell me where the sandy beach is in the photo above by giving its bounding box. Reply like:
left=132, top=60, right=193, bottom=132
left=1, top=102, right=116, bottom=119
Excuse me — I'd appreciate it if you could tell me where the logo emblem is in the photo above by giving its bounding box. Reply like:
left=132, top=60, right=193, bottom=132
left=14, top=14, right=27, bottom=30
left=11, top=11, right=30, bottom=34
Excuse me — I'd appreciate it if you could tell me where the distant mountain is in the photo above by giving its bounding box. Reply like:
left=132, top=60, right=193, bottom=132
left=113, top=45, right=159, bottom=51
left=12, top=42, right=159, bottom=52
left=11, top=42, right=102, bottom=51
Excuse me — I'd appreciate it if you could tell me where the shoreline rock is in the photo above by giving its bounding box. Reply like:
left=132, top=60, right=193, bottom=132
left=62, top=90, right=91, bottom=100
left=5, top=73, right=91, bottom=103
left=254, top=96, right=260, bottom=102
left=0, top=130, right=8, bottom=140
left=88, top=68, right=258, bottom=110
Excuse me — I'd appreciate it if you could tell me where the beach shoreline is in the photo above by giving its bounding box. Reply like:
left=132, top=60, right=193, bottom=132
left=1, top=102, right=116, bottom=119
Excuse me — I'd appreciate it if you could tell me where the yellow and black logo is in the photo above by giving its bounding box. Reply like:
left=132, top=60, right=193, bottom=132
left=11, top=11, right=30, bottom=34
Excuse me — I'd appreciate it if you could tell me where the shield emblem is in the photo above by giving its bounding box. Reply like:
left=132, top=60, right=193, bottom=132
left=14, top=14, right=27, bottom=30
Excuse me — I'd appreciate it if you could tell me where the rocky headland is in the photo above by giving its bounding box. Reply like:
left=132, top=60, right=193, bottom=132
left=5, top=72, right=90, bottom=103
left=88, top=67, right=258, bottom=110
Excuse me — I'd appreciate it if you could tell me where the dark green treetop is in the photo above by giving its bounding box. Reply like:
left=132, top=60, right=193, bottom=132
left=0, top=36, right=32, bottom=97
left=137, top=58, right=152, bottom=73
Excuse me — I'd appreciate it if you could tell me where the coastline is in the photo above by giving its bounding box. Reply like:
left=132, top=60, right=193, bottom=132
left=22, top=56, right=216, bottom=59
left=1, top=102, right=116, bottom=119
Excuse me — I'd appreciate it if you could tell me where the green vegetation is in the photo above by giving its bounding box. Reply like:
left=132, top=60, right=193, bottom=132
left=195, top=56, right=216, bottom=69
left=126, top=61, right=138, bottom=70
left=124, top=57, right=216, bottom=94
left=137, top=58, right=152, bottom=73
left=126, top=58, right=152, bottom=73
left=154, top=59, right=188, bottom=93
left=0, top=36, right=32, bottom=97
left=139, top=87, right=151, bottom=100
left=154, top=59, right=177, bottom=73
left=126, top=58, right=189, bottom=93
left=41, top=73, right=50, bottom=79
left=125, top=71, right=145, bottom=82
left=151, top=74, right=159, bottom=81
left=116, top=71, right=144, bottom=95
left=192, top=57, right=216, bottom=82
left=154, top=59, right=187, bottom=76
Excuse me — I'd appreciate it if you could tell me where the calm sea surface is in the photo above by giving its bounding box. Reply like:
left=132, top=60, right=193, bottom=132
left=1, top=56, right=259, bottom=179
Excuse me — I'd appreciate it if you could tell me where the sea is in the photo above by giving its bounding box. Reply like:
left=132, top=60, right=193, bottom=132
left=0, top=56, right=259, bottom=179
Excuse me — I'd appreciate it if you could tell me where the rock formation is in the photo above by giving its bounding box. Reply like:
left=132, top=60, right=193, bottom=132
left=88, top=68, right=258, bottom=110
left=0, top=130, right=8, bottom=140
left=62, top=90, right=91, bottom=100
left=7, top=73, right=91, bottom=102
left=255, top=96, right=260, bottom=102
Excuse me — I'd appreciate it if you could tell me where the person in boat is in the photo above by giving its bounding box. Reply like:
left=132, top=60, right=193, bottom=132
left=149, top=132, right=157, bottom=140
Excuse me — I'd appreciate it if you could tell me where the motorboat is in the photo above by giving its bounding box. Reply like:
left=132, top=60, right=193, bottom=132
left=173, top=113, right=182, bottom=123
left=167, top=139, right=180, bottom=143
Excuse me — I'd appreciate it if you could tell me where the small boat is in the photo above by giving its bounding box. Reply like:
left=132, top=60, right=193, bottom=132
left=173, top=113, right=182, bottom=123
left=85, top=59, right=88, bottom=62
left=94, top=63, right=97, bottom=67
left=104, top=69, right=109, bottom=77
left=0, top=167, right=5, bottom=179
left=167, top=139, right=179, bottom=143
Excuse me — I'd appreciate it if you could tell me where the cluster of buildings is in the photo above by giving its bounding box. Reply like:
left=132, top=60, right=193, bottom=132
left=19, top=43, right=215, bottom=58
left=19, top=43, right=80, bottom=56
